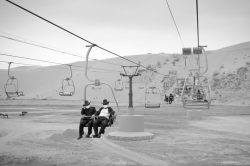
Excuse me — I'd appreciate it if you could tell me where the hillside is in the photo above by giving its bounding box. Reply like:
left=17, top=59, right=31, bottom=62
left=0, top=41, right=250, bottom=105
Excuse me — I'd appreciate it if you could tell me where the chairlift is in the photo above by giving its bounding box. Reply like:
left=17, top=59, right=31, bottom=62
left=125, top=83, right=129, bottom=89
left=4, top=62, right=24, bottom=98
left=114, top=74, right=123, bottom=91
left=147, top=82, right=157, bottom=90
left=138, top=75, right=145, bottom=89
left=138, top=83, right=145, bottom=89
left=145, top=86, right=162, bottom=108
left=125, top=77, right=129, bottom=89
left=83, top=44, right=119, bottom=127
left=59, top=65, right=75, bottom=96
left=181, top=69, right=212, bottom=109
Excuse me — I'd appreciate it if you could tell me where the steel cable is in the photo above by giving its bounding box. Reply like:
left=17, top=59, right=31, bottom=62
left=5, top=0, right=166, bottom=76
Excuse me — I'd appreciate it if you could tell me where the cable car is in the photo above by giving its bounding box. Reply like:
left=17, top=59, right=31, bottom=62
left=4, top=62, right=24, bottom=98
left=59, top=65, right=75, bottom=96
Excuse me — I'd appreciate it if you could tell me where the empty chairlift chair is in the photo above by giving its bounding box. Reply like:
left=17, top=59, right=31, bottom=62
left=138, top=75, right=146, bottom=89
left=138, top=83, right=145, bottom=89
left=145, top=86, right=162, bottom=108
left=59, top=65, right=75, bottom=96
left=114, top=74, right=123, bottom=91
left=4, top=62, right=24, bottom=98
left=138, top=80, right=146, bottom=90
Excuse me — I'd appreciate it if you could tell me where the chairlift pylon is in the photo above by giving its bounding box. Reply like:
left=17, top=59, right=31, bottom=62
left=4, top=62, right=24, bottom=98
left=59, top=65, right=75, bottom=96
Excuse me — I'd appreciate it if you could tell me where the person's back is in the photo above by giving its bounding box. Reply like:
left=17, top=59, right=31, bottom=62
left=165, top=95, right=169, bottom=102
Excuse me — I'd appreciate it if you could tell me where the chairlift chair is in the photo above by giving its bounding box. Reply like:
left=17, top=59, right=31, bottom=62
left=114, top=79, right=123, bottom=91
left=59, top=65, right=75, bottom=96
left=4, top=62, right=24, bottom=98
left=138, top=83, right=145, bottom=89
left=83, top=44, right=120, bottom=128
left=125, top=82, right=129, bottom=89
left=114, top=74, right=124, bottom=91
left=145, top=86, right=162, bottom=108
left=4, top=79, right=24, bottom=98
left=181, top=75, right=211, bottom=109
left=59, top=79, right=75, bottom=96
left=124, top=77, right=130, bottom=89
left=82, top=113, right=117, bottom=128
left=138, top=75, right=146, bottom=89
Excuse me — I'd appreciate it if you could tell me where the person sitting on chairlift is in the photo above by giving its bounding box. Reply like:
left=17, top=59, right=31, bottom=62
left=92, top=99, right=115, bottom=138
left=196, top=90, right=203, bottom=100
left=164, top=94, right=169, bottom=103
left=169, top=93, right=174, bottom=104
left=77, top=100, right=96, bottom=140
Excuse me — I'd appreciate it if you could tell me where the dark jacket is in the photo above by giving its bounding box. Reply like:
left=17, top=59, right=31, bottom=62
left=95, top=107, right=115, bottom=118
left=169, top=94, right=174, bottom=101
left=81, top=106, right=96, bottom=119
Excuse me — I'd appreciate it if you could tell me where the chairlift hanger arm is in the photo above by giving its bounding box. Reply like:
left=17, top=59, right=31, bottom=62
left=198, top=46, right=208, bottom=75
left=118, top=72, right=123, bottom=80
left=85, top=44, right=97, bottom=82
left=7, top=62, right=15, bottom=79
left=68, top=64, right=73, bottom=79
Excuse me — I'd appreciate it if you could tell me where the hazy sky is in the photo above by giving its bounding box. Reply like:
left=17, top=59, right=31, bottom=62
left=0, top=0, right=250, bottom=69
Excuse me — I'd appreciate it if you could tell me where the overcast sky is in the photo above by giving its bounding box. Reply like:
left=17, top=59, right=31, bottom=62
left=0, top=0, right=250, bottom=69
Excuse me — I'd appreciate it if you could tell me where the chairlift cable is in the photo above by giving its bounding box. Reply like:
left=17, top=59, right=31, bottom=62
left=165, top=0, right=194, bottom=69
left=5, top=0, right=166, bottom=76
left=0, top=30, right=72, bottom=54
left=0, top=34, right=122, bottom=67
left=196, top=0, right=200, bottom=49
left=196, top=0, right=201, bottom=70
left=0, top=61, right=120, bottom=74
left=0, top=53, right=120, bottom=73
left=165, top=0, right=185, bottom=48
